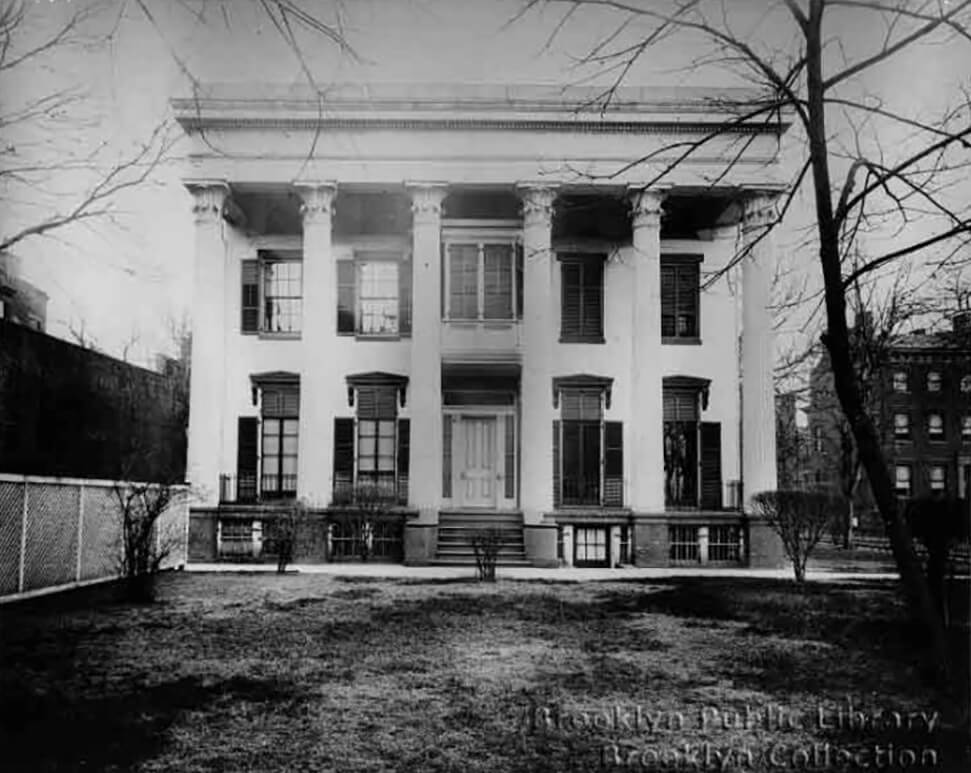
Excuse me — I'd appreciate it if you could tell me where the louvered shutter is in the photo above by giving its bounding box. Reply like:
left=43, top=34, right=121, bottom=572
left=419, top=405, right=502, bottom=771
left=604, top=421, right=623, bottom=507
left=396, top=418, right=410, bottom=505
left=552, top=420, right=561, bottom=507
left=700, top=422, right=722, bottom=509
left=504, top=414, right=515, bottom=499
left=337, top=259, right=355, bottom=334
left=399, top=259, right=412, bottom=336
left=241, top=260, right=259, bottom=333
left=236, top=417, right=258, bottom=501
left=333, top=418, right=355, bottom=501
left=515, top=243, right=524, bottom=320
left=442, top=415, right=453, bottom=498
left=357, top=387, right=397, bottom=419
left=663, top=392, right=698, bottom=422
left=561, top=262, right=582, bottom=338
left=581, top=261, right=604, bottom=339
left=678, top=263, right=699, bottom=337
left=660, top=264, right=676, bottom=338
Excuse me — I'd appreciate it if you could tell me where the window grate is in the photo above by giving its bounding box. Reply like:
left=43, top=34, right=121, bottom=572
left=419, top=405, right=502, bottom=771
left=669, top=525, right=699, bottom=563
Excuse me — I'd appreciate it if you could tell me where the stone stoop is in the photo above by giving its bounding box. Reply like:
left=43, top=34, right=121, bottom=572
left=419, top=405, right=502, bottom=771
left=433, top=510, right=531, bottom=566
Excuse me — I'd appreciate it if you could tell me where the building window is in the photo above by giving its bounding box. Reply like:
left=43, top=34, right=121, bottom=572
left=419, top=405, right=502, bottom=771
left=893, top=413, right=910, bottom=438
left=664, top=390, right=699, bottom=506
left=559, top=255, right=604, bottom=342
left=444, top=240, right=521, bottom=322
left=661, top=256, right=700, bottom=341
left=894, top=465, right=912, bottom=497
left=927, top=371, right=942, bottom=392
left=552, top=377, right=622, bottom=508
left=358, top=261, right=399, bottom=335
left=260, top=387, right=299, bottom=499
left=241, top=250, right=303, bottom=335
left=927, top=413, right=944, bottom=439
left=892, top=371, right=908, bottom=393
left=337, top=251, right=411, bottom=338
left=961, top=375, right=971, bottom=393
left=962, top=415, right=971, bottom=438
left=929, top=465, right=946, bottom=492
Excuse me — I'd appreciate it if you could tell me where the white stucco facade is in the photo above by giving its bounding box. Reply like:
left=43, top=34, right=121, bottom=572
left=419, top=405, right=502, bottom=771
left=178, top=83, right=786, bottom=568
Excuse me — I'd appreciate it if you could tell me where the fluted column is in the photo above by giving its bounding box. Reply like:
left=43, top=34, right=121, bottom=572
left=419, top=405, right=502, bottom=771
left=185, top=181, right=229, bottom=504
left=408, top=183, right=448, bottom=521
left=741, top=195, right=778, bottom=504
left=518, top=184, right=558, bottom=525
left=295, top=182, right=337, bottom=505
left=629, top=188, right=666, bottom=513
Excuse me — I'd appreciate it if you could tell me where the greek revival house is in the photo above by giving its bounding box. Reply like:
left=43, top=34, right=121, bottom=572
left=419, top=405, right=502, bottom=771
left=177, top=83, right=786, bottom=568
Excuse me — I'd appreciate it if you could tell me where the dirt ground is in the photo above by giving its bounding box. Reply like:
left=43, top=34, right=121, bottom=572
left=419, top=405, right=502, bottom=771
left=1, top=573, right=968, bottom=772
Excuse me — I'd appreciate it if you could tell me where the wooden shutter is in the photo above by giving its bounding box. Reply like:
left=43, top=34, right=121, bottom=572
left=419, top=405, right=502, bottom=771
left=396, top=418, right=410, bottom=505
left=663, top=391, right=698, bottom=422
left=262, top=387, right=299, bottom=418
left=399, top=260, right=412, bottom=336
left=241, top=259, right=259, bottom=333
left=504, top=414, right=515, bottom=499
left=678, top=263, right=699, bottom=337
left=357, top=387, right=397, bottom=419
left=442, top=415, right=452, bottom=498
left=236, top=417, right=258, bottom=501
left=333, top=418, right=355, bottom=501
left=700, top=422, right=722, bottom=510
left=560, top=262, right=582, bottom=338
left=515, top=243, right=524, bottom=320
left=604, top=421, right=623, bottom=507
left=581, top=260, right=604, bottom=339
left=337, top=259, right=355, bottom=334
left=552, top=420, right=561, bottom=508
left=660, top=264, right=676, bottom=338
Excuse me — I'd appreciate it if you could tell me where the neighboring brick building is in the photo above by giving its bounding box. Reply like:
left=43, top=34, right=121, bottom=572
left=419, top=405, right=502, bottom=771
left=0, top=252, right=48, bottom=332
left=0, top=320, right=187, bottom=482
left=807, top=313, right=971, bottom=514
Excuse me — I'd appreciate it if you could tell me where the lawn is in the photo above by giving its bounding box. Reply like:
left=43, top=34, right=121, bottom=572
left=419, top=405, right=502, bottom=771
left=1, top=573, right=968, bottom=772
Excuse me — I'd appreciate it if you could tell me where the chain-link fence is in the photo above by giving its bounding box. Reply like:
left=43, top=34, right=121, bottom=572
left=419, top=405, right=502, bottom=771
left=0, top=474, right=188, bottom=601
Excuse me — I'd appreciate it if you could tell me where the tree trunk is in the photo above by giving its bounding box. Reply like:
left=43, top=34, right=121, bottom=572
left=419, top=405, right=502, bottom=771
left=803, top=0, right=950, bottom=678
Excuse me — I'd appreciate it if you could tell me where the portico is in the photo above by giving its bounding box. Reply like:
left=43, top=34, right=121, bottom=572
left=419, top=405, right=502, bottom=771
left=177, top=83, right=786, bottom=568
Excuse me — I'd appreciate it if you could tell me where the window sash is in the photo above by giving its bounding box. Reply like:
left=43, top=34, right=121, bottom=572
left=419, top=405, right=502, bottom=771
left=560, top=258, right=603, bottom=340
left=561, top=420, right=601, bottom=505
left=357, top=261, right=399, bottom=335
left=661, top=261, right=699, bottom=339
left=261, top=417, right=298, bottom=497
left=446, top=241, right=517, bottom=321
left=262, top=261, right=303, bottom=333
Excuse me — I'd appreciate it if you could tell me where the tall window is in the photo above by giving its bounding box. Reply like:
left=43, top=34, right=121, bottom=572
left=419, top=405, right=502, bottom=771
left=927, top=413, right=944, bottom=439
left=664, top=391, right=699, bottom=507
left=358, top=261, right=399, bottom=335
left=813, top=425, right=823, bottom=451
left=337, top=251, right=411, bottom=338
left=559, top=255, right=605, bottom=342
left=929, top=465, right=946, bottom=492
left=894, top=465, right=912, bottom=497
left=444, top=241, right=521, bottom=322
left=661, top=256, right=700, bottom=341
left=241, top=250, right=303, bottom=335
left=962, top=415, right=971, bottom=438
left=261, top=387, right=299, bottom=498
left=357, top=388, right=398, bottom=493
left=927, top=371, right=942, bottom=392
left=892, top=371, right=908, bottom=393
left=893, top=413, right=910, bottom=438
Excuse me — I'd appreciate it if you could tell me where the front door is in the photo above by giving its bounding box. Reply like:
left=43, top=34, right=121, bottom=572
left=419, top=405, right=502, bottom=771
left=459, top=416, right=497, bottom=507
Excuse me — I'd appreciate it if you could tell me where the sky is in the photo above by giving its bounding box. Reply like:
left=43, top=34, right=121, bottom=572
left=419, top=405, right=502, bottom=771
left=2, top=0, right=968, bottom=368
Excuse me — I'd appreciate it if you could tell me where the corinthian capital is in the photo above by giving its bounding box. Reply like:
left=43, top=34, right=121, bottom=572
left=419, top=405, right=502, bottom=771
left=295, top=182, right=337, bottom=224
left=407, top=183, right=448, bottom=224
left=628, top=188, right=664, bottom=230
left=186, top=181, right=229, bottom=224
left=742, top=194, right=779, bottom=234
left=518, top=184, right=558, bottom=228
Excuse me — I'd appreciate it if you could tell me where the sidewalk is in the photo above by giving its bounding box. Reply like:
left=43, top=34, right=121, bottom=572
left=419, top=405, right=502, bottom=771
left=184, top=562, right=901, bottom=583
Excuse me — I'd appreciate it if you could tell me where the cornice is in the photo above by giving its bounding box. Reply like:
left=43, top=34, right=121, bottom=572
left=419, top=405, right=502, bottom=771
left=174, top=115, right=784, bottom=135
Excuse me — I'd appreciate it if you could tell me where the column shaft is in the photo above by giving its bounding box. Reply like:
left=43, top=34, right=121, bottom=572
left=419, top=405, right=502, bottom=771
left=408, top=184, right=447, bottom=520
left=629, top=190, right=666, bottom=513
left=741, top=196, right=778, bottom=503
left=186, top=182, right=228, bottom=505
left=296, top=183, right=337, bottom=505
left=519, top=185, right=557, bottom=524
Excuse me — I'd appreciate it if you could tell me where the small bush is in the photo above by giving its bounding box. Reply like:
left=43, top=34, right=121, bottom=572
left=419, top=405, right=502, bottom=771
left=752, top=490, right=846, bottom=583
left=472, top=529, right=502, bottom=582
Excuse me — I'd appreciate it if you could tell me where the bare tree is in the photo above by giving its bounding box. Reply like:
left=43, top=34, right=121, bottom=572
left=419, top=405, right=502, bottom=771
left=516, top=0, right=971, bottom=678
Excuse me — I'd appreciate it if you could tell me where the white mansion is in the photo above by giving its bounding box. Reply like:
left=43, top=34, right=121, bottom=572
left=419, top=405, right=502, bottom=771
left=177, top=83, right=786, bottom=568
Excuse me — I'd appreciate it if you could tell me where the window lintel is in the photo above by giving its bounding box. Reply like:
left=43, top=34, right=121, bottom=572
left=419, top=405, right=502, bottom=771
left=345, top=371, right=409, bottom=408
left=552, top=374, right=613, bottom=409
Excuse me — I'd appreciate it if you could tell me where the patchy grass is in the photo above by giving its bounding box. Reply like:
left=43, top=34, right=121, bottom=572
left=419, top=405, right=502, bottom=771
left=1, top=574, right=968, bottom=772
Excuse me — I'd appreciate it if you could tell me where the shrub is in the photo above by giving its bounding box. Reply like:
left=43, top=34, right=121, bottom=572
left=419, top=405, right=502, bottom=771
left=905, top=497, right=970, bottom=627
left=330, top=482, right=396, bottom=562
left=472, top=528, right=502, bottom=582
left=751, top=490, right=846, bottom=583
